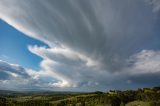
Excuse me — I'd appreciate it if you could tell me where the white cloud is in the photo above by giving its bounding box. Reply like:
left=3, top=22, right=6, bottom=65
left=28, top=45, right=98, bottom=67
left=0, top=60, right=73, bottom=90
left=128, top=50, right=160, bottom=74
left=48, top=81, right=71, bottom=88
left=27, top=45, right=101, bottom=88
left=5, top=71, right=18, bottom=78
left=0, top=60, right=31, bottom=89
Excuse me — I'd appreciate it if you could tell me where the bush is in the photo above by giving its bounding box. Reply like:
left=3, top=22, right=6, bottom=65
left=110, top=96, right=121, bottom=106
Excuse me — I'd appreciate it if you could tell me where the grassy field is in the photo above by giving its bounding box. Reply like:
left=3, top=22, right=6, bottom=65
left=126, top=101, right=150, bottom=106
left=0, top=86, right=160, bottom=106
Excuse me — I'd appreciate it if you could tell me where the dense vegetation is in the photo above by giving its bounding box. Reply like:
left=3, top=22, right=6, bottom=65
left=0, top=86, right=160, bottom=106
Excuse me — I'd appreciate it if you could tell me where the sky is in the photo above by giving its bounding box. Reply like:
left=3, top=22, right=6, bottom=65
left=0, top=20, right=47, bottom=70
left=0, top=0, right=160, bottom=91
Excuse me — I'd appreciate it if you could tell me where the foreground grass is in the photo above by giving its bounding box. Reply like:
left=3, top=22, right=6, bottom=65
left=49, top=94, right=100, bottom=106
left=126, top=101, right=150, bottom=106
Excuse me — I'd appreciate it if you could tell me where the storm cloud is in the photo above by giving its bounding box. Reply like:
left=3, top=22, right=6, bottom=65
left=0, top=0, right=160, bottom=91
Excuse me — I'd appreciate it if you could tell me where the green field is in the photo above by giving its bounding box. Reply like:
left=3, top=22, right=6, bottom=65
left=0, top=86, right=160, bottom=106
